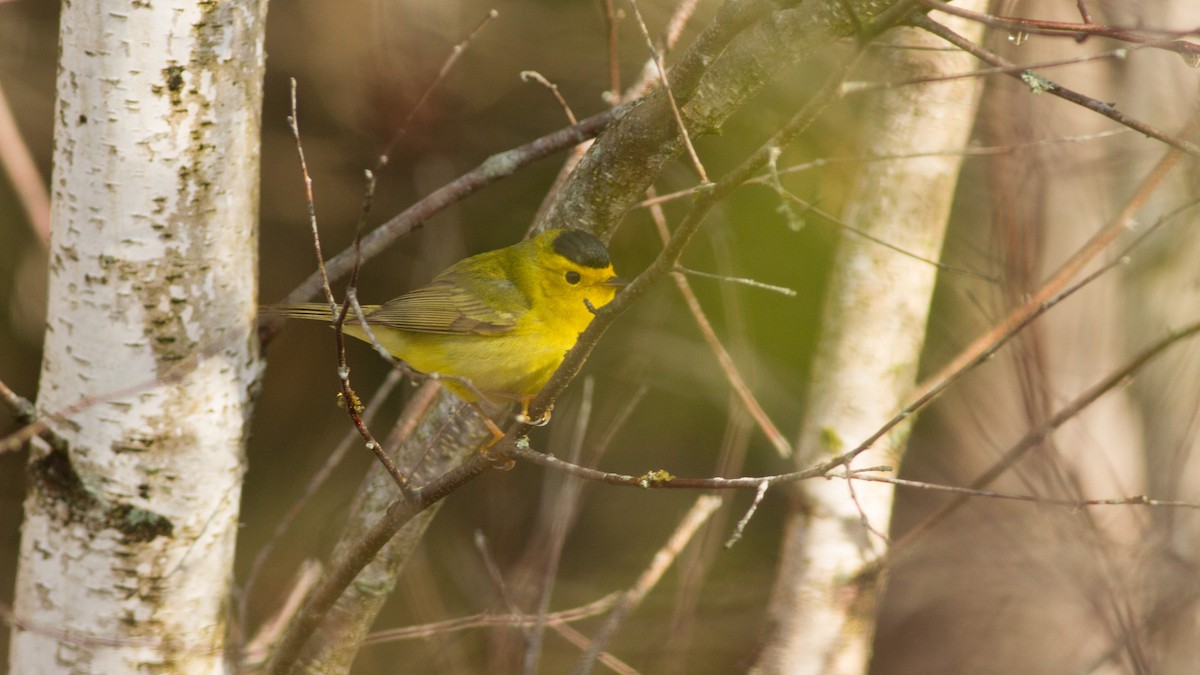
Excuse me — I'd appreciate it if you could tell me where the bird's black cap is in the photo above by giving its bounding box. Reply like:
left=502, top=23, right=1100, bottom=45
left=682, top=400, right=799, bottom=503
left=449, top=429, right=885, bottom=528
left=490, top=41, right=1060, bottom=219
left=551, top=229, right=611, bottom=269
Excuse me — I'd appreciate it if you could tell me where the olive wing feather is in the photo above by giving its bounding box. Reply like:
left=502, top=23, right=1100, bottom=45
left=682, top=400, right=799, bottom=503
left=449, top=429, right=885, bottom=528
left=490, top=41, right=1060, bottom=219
left=363, top=267, right=527, bottom=336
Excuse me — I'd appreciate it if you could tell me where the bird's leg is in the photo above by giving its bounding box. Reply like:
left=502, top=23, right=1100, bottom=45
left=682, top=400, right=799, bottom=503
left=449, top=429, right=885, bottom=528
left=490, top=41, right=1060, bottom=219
left=514, top=395, right=553, bottom=427
left=470, top=402, right=515, bottom=470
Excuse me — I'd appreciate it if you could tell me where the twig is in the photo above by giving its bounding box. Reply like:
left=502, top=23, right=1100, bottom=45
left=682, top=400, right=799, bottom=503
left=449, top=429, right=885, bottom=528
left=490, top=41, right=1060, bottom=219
left=361, top=593, right=622, bottom=645
left=918, top=0, right=1200, bottom=65
left=0, top=376, right=36, bottom=427
left=534, top=0, right=701, bottom=227
left=828, top=121, right=1197, bottom=475
left=628, top=0, right=708, bottom=184
left=242, top=561, right=323, bottom=668
left=847, top=472, right=1200, bottom=510
left=521, top=71, right=578, bottom=125
left=895, top=319, right=1200, bottom=550
left=913, top=15, right=1200, bottom=156
left=524, top=378, right=595, bottom=675
left=0, top=77, right=50, bottom=244
left=673, top=266, right=797, bottom=296
left=635, top=129, right=1133, bottom=210
left=616, top=0, right=703, bottom=105
left=572, top=495, right=723, bottom=675
left=548, top=623, right=642, bottom=675
left=1075, top=0, right=1093, bottom=25
left=645, top=190, right=792, bottom=457
left=376, top=9, right=501, bottom=165
left=287, top=81, right=413, bottom=497
left=840, top=44, right=1143, bottom=96
left=724, top=480, right=768, bottom=548
left=602, top=0, right=622, bottom=100
left=776, top=189, right=999, bottom=283
left=474, top=531, right=531, bottom=639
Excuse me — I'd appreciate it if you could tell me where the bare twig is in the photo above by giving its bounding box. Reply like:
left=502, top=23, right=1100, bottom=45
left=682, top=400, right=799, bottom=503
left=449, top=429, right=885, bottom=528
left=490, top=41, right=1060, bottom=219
left=242, top=561, right=323, bottom=668
left=0, top=77, right=50, bottom=244
left=636, top=129, right=1133, bottom=210
left=894, top=319, right=1200, bottom=551
left=840, top=43, right=1145, bottom=96
left=287, top=81, right=413, bottom=497
left=673, top=266, right=798, bottom=296
left=602, top=0, right=622, bottom=100
left=572, top=495, right=723, bottom=675
left=645, top=190, right=792, bottom=457
left=724, top=480, right=768, bottom=548
left=628, top=0, right=708, bottom=184
left=848, top=472, right=1200, bottom=510
left=825, top=123, right=1197, bottom=476
left=0, top=376, right=36, bottom=427
left=524, top=378, right=595, bottom=675
left=521, top=71, right=578, bottom=125
left=913, top=15, right=1200, bottom=156
left=918, top=0, right=1200, bottom=64
left=361, top=593, right=622, bottom=645
left=376, top=9, right=501, bottom=165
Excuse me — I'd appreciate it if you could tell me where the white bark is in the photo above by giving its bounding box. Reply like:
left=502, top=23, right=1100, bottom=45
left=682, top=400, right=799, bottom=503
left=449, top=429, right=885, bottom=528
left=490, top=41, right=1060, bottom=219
left=758, top=6, right=986, bottom=673
left=9, top=1, right=266, bottom=673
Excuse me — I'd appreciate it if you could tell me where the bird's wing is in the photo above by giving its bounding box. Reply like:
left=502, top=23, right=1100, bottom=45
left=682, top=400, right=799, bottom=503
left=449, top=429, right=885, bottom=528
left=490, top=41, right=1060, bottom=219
left=364, top=268, right=526, bottom=336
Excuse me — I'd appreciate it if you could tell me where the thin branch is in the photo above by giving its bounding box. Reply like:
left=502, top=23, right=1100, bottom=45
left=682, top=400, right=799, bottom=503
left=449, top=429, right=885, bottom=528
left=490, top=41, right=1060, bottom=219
left=376, top=9, right=501, bottom=165
left=0, top=376, right=36, bottom=427
left=628, top=0, right=708, bottom=184
left=524, top=378, right=595, bottom=675
left=361, top=593, right=622, bottom=645
left=242, top=561, right=323, bottom=668
left=774, top=181, right=998, bottom=283
left=521, top=71, right=578, bottom=125
left=572, top=495, right=723, bottom=675
left=673, top=266, right=798, bottom=297
left=602, top=0, right=622, bottom=100
left=636, top=129, right=1133, bottom=210
left=646, top=190, right=792, bottom=457
left=0, top=76, right=50, bottom=244
left=848, top=472, right=1200, bottom=510
left=840, top=43, right=1144, bottom=96
left=724, top=480, right=768, bottom=548
left=287, top=81, right=413, bottom=497
left=894, top=319, right=1200, bottom=551
left=913, top=14, right=1200, bottom=156
left=918, top=0, right=1200, bottom=65
left=828, top=125, right=1197, bottom=475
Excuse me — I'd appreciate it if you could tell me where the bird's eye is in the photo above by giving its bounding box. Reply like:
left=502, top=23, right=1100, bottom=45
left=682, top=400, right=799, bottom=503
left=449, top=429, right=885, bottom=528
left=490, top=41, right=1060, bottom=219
left=565, top=270, right=582, bottom=285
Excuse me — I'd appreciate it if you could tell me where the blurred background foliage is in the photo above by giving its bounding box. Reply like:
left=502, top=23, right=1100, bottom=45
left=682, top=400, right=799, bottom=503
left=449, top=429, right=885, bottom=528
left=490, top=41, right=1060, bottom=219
left=6, top=0, right=1195, bottom=673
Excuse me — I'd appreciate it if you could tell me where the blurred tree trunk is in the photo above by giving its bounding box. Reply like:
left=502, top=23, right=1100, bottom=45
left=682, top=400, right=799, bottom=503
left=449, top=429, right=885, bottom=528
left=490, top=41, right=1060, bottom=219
left=757, top=6, right=986, bottom=673
left=8, top=1, right=266, bottom=672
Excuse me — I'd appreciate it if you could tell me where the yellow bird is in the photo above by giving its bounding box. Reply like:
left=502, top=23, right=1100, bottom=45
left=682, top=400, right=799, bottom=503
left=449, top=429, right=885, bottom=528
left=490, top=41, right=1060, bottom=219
left=269, top=228, right=625, bottom=435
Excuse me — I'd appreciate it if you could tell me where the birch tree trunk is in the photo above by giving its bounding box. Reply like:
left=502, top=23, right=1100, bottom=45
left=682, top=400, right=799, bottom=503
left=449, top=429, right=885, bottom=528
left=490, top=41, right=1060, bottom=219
left=757, top=6, right=986, bottom=672
left=9, top=1, right=267, bottom=672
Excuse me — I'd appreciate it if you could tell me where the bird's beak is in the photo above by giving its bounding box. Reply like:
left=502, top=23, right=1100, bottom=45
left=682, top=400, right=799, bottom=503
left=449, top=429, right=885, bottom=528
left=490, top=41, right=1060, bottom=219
left=603, top=276, right=629, bottom=289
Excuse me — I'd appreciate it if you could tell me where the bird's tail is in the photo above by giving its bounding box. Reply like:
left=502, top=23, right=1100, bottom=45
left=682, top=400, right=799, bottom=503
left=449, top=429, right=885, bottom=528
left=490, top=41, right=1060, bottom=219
left=259, top=303, right=373, bottom=322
